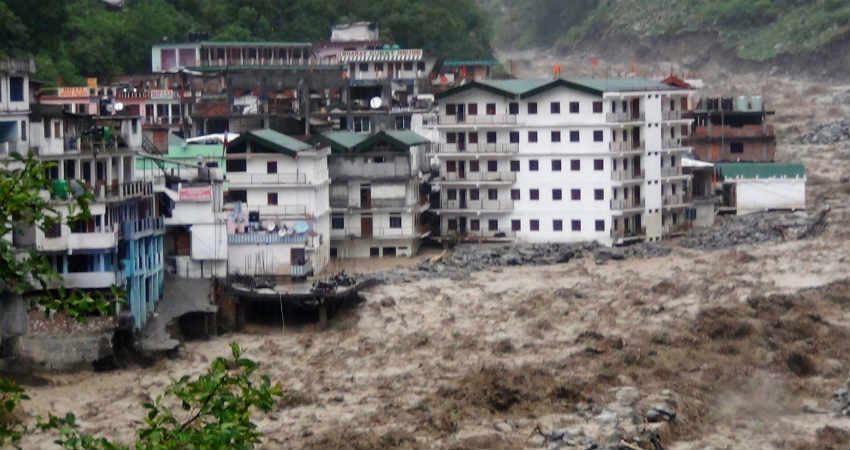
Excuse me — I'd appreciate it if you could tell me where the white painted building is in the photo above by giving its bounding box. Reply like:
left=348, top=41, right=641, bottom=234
left=431, top=78, right=695, bottom=245
left=312, top=130, right=431, bottom=258
left=0, top=58, right=34, bottom=156
left=715, top=163, right=806, bottom=215
left=224, top=129, right=331, bottom=277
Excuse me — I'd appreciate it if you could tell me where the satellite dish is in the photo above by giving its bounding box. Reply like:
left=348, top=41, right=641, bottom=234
left=369, top=97, right=382, bottom=109
left=114, top=102, right=125, bottom=112
left=106, top=103, right=114, bottom=112
left=265, top=221, right=276, bottom=232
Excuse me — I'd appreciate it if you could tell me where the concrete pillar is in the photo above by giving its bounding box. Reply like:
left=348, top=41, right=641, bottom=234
left=117, top=156, right=124, bottom=185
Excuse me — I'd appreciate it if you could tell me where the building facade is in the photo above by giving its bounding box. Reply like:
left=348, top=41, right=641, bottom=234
left=431, top=78, right=694, bottom=245
left=313, top=130, right=431, bottom=258
left=0, top=58, right=34, bottom=156
left=686, top=96, right=775, bottom=162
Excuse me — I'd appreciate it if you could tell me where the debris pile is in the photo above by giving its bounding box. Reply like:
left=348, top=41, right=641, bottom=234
left=680, top=209, right=827, bottom=250
left=794, top=119, right=849, bottom=145
left=833, top=371, right=850, bottom=417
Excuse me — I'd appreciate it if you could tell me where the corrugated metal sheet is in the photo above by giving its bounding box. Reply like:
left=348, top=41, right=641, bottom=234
left=716, top=162, right=805, bottom=180
left=339, top=49, right=423, bottom=63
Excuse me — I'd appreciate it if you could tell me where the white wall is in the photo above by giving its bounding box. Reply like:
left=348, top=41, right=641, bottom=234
left=735, top=178, right=806, bottom=214
left=191, top=223, right=227, bottom=260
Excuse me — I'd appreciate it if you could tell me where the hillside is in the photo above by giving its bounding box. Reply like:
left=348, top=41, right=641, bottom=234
left=492, top=0, right=849, bottom=78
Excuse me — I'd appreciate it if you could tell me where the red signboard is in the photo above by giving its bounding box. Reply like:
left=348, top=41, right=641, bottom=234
left=179, top=186, right=212, bottom=201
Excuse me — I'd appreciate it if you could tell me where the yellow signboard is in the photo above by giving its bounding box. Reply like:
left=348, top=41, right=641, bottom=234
left=86, top=77, right=98, bottom=89
left=58, top=86, right=90, bottom=97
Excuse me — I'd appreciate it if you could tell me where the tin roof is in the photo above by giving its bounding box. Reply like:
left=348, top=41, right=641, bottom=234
left=313, top=130, right=429, bottom=153
left=443, top=59, right=499, bottom=67
left=339, top=49, right=423, bottom=63
left=436, top=77, right=686, bottom=100
left=716, top=163, right=806, bottom=180
left=228, top=129, right=312, bottom=157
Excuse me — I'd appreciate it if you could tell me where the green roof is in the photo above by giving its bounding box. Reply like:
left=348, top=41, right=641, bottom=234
left=716, top=163, right=806, bottom=180
left=478, top=79, right=551, bottom=95
left=383, top=130, right=430, bottom=146
left=136, top=141, right=225, bottom=170
left=314, top=130, right=429, bottom=153
left=153, top=41, right=311, bottom=48
left=168, top=133, right=185, bottom=147
left=313, top=131, right=368, bottom=151
left=570, top=77, right=681, bottom=93
left=436, top=77, right=686, bottom=100
left=228, top=129, right=312, bottom=157
left=443, top=59, right=499, bottom=67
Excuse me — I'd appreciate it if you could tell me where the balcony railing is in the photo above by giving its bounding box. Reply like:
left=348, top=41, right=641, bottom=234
left=0, top=140, right=19, bottom=155
left=610, top=198, right=645, bottom=210
left=331, top=226, right=423, bottom=239
left=662, top=138, right=685, bottom=150
left=660, top=166, right=683, bottom=177
left=78, top=136, right=119, bottom=153
left=290, top=257, right=312, bottom=277
left=446, top=229, right=516, bottom=239
left=662, top=110, right=683, bottom=121
left=611, top=170, right=645, bottom=182
left=440, top=198, right=514, bottom=211
left=438, top=114, right=518, bottom=125
left=441, top=171, right=517, bottom=183
left=39, top=225, right=120, bottom=252
left=121, top=216, right=164, bottom=239
left=228, top=231, right=310, bottom=245
left=663, top=223, right=690, bottom=235
left=606, top=111, right=645, bottom=123
left=227, top=172, right=308, bottom=185
left=662, top=194, right=691, bottom=206
left=252, top=204, right=309, bottom=217
left=431, top=143, right=519, bottom=154
left=94, top=180, right=154, bottom=201
left=611, top=227, right=646, bottom=240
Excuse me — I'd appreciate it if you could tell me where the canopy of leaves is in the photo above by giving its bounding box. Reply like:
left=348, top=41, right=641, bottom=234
left=2, top=0, right=493, bottom=84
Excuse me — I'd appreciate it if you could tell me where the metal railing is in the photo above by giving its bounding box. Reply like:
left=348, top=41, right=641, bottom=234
left=440, top=198, right=514, bottom=211
left=446, top=229, right=516, bottom=239
left=438, top=114, right=518, bottom=125
left=660, top=166, right=683, bottom=177
left=606, top=111, right=645, bottom=123
left=441, top=171, right=517, bottom=183
left=94, top=180, right=154, bottom=201
left=611, top=170, right=645, bottom=182
left=662, top=138, right=684, bottom=149
left=331, top=226, right=419, bottom=239
left=611, top=227, right=647, bottom=239
left=121, top=216, right=164, bottom=238
left=610, top=198, right=645, bottom=210
left=253, top=204, right=309, bottom=216
left=663, top=223, right=690, bottom=235
left=290, top=257, right=312, bottom=277
left=431, top=143, right=519, bottom=154
left=662, top=110, right=683, bottom=120
left=662, top=194, right=691, bottom=206
left=227, top=231, right=310, bottom=245
left=227, top=172, right=308, bottom=185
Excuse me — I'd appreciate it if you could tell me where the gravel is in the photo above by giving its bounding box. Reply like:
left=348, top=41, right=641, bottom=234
left=679, top=210, right=821, bottom=250
left=793, top=120, right=849, bottom=145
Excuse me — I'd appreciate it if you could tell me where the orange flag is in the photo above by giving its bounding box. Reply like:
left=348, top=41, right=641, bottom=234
left=631, top=62, right=636, bottom=73
left=591, top=57, right=597, bottom=68
left=554, top=64, right=561, bottom=76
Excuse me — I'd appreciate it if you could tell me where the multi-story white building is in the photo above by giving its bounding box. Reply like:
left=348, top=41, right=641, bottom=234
left=312, top=130, right=431, bottom=258
left=431, top=78, right=694, bottom=245
left=0, top=58, right=34, bottom=156
left=224, top=129, right=331, bottom=277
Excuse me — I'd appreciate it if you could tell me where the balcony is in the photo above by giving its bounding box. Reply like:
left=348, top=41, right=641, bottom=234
left=662, top=110, right=683, bottom=121
left=0, top=140, right=20, bottom=155
left=78, top=136, right=119, bottom=153
left=228, top=231, right=310, bottom=245
left=440, top=171, right=516, bottom=183
left=252, top=204, right=309, bottom=217
left=446, top=229, right=516, bottom=240
left=609, top=141, right=643, bottom=153
left=431, top=143, right=519, bottom=154
left=610, top=227, right=646, bottom=241
left=331, top=225, right=427, bottom=240
left=438, top=114, right=517, bottom=125
left=440, top=198, right=514, bottom=212
left=606, top=111, right=645, bottom=123
left=92, top=180, right=154, bottom=202
left=662, top=194, right=691, bottom=207
left=60, top=272, right=117, bottom=289
left=611, top=169, right=644, bottom=182
left=227, top=172, right=308, bottom=185
left=609, top=198, right=645, bottom=210
left=662, top=138, right=687, bottom=150
left=290, top=257, right=312, bottom=277
left=39, top=225, right=120, bottom=252
left=663, top=223, right=690, bottom=235
left=121, top=216, right=164, bottom=239
left=660, top=166, right=684, bottom=177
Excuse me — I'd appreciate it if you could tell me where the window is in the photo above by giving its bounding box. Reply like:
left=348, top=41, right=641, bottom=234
left=509, top=131, right=519, bottom=143
left=571, top=189, right=581, bottom=200
left=417, top=61, right=426, bottom=71
left=359, top=62, right=369, bottom=72
left=468, top=103, right=478, bottom=115
left=9, top=77, right=23, bottom=102
left=530, top=189, right=539, bottom=200
left=570, top=130, right=579, bottom=142
left=488, top=189, right=498, bottom=200
left=470, top=219, right=480, bottom=231
left=446, top=104, right=457, bottom=115
left=267, top=192, right=278, bottom=205
left=511, top=220, right=521, bottom=231
left=21, top=121, right=26, bottom=141
left=551, top=102, right=560, bottom=114
left=353, top=116, right=371, bottom=132
left=446, top=132, right=457, bottom=144
left=593, top=101, right=603, bottom=113
left=570, top=159, right=580, bottom=171
left=611, top=101, right=617, bottom=113
left=131, top=118, right=138, bottom=133
left=594, top=189, right=604, bottom=200
left=330, top=248, right=338, bottom=258
left=552, top=159, right=561, bottom=171
left=671, top=155, right=677, bottom=166
left=672, top=183, right=677, bottom=194
left=470, top=188, right=480, bottom=200
left=447, top=189, right=457, bottom=200
left=551, top=131, right=561, bottom=142
left=510, top=189, right=520, bottom=200
left=374, top=62, right=384, bottom=72
left=389, top=215, right=402, bottom=228
left=487, top=160, right=498, bottom=172
left=593, top=130, right=603, bottom=142
left=487, top=103, right=497, bottom=115
left=529, top=160, right=539, bottom=171
left=595, top=220, right=605, bottom=231
left=552, top=189, right=562, bottom=200
left=447, top=219, right=457, bottom=231
left=571, top=220, right=581, bottom=231
left=508, top=102, right=518, bottom=115
left=403, top=62, right=413, bottom=71
left=569, top=101, right=579, bottom=113
left=510, top=160, right=520, bottom=172
left=528, top=131, right=538, bottom=143
left=553, top=219, right=563, bottom=231
left=468, top=132, right=478, bottom=143
left=44, top=121, right=51, bottom=138
left=226, top=190, right=247, bottom=203
left=267, top=161, right=277, bottom=174
left=486, top=131, right=497, bottom=143
left=53, top=121, right=60, bottom=139
left=593, top=159, right=604, bottom=171
left=530, top=219, right=539, bottom=231
left=488, top=219, right=498, bottom=231
left=332, top=215, right=345, bottom=229
left=730, top=142, right=744, bottom=153
left=469, top=160, right=479, bottom=172
left=395, top=115, right=411, bottom=130
left=527, top=102, right=537, bottom=114
left=226, top=159, right=247, bottom=172
left=446, top=161, right=456, bottom=172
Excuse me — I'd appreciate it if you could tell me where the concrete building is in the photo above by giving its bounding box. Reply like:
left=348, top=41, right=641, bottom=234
left=686, top=96, right=776, bottom=162
left=312, top=130, right=431, bottom=258
left=224, top=129, right=331, bottom=277
left=715, top=163, right=806, bottom=215
left=0, top=58, right=35, bottom=156
left=431, top=78, right=695, bottom=245
left=682, top=156, right=718, bottom=228
left=151, top=41, right=315, bottom=72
